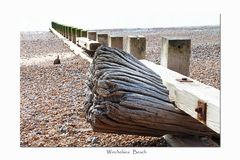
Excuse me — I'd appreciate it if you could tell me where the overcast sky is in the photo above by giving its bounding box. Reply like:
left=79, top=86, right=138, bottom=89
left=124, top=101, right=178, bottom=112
left=17, top=0, right=220, bottom=31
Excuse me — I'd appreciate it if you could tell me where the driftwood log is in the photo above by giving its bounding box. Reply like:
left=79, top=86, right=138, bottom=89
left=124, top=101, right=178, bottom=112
left=84, top=46, right=217, bottom=137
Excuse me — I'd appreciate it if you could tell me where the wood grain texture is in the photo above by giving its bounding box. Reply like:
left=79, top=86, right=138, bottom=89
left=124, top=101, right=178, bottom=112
left=140, top=60, right=220, bottom=134
left=84, top=46, right=217, bottom=137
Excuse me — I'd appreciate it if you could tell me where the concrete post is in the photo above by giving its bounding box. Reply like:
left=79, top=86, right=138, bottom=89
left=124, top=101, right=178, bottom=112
left=81, top=30, right=87, bottom=38
left=160, top=37, right=191, bottom=76
left=126, top=35, right=146, bottom=60
left=97, top=33, right=109, bottom=46
left=87, top=31, right=97, bottom=40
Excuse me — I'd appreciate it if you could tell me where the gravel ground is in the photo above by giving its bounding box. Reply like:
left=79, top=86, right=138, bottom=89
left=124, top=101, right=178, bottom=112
left=20, top=27, right=220, bottom=147
left=20, top=31, right=168, bottom=147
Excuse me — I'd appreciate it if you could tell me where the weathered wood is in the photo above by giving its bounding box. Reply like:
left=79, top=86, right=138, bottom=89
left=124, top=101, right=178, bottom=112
left=72, top=27, right=77, bottom=44
left=140, top=60, right=220, bottom=134
left=77, top=37, right=101, bottom=55
left=84, top=46, right=218, bottom=137
left=81, top=30, right=87, bottom=37
left=49, top=27, right=92, bottom=63
left=126, top=35, right=146, bottom=59
left=109, top=35, right=123, bottom=50
left=161, top=37, right=191, bottom=76
left=87, top=31, right=97, bottom=41
left=97, top=33, right=109, bottom=46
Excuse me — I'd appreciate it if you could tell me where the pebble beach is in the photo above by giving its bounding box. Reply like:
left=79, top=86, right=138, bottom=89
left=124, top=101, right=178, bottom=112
left=20, top=26, right=220, bottom=147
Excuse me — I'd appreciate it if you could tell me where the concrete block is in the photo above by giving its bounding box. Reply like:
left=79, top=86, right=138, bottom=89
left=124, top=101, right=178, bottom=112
left=161, top=37, right=191, bottom=76
left=126, top=35, right=146, bottom=59
left=87, top=31, right=97, bottom=41
left=97, top=33, right=109, bottom=46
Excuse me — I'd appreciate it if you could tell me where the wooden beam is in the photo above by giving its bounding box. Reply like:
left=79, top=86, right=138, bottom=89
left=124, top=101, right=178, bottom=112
left=140, top=60, right=220, bottom=134
left=77, top=37, right=101, bottom=52
left=49, top=27, right=92, bottom=63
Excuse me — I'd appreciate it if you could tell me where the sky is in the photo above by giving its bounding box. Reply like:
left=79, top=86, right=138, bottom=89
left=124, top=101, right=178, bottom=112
left=17, top=0, right=220, bottom=31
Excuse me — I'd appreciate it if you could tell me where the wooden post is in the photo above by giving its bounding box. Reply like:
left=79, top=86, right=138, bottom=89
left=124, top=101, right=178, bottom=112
left=77, top=29, right=82, bottom=37
left=87, top=31, right=97, bottom=41
left=58, top=24, right=61, bottom=34
left=65, top=26, right=69, bottom=39
left=64, top=26, right=67, bottom=37
left=63, top=25, right=65, bottom=37
left=81, top=30, right=87, bottom=38
left=97, top=33, right=109, bottom=46
left=161, top=37, right=191, bottom=76
left=55, top=23, right=58, bottom=32
left=68, top=27, right=72, bottom=41
left=60, top=25, right=63, bottom=35
left=72, top=27, right=77, bottom=44
left=126, top=35, right=146, bottom=60
left=109, top=35, right=123, bottom=50
left=51, top=21, right=54, bottom=29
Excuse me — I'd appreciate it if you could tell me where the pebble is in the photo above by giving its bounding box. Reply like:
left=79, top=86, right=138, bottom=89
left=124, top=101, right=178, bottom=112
left=86, top=136, right=99, bottom=144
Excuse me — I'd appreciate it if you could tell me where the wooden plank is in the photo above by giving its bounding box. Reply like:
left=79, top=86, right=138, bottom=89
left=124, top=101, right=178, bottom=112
left=163, top=134, right=219, bottom=147
left=77, top=37, right=101, bottom=52
left=140, top=60, right=220, bottom=134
